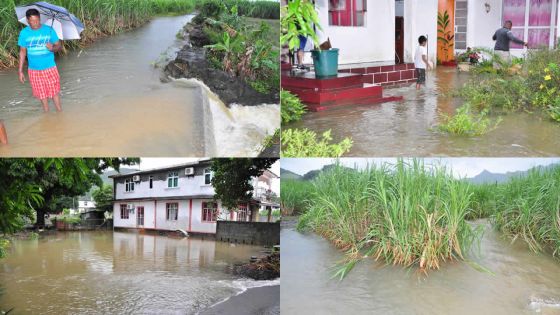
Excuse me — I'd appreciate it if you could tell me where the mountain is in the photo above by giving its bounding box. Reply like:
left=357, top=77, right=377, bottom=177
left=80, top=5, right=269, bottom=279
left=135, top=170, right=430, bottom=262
left=280, top=168, right=302, bottom=180
left=467, top=163, right=559, bottom=184
left=100, top=167, right=139, bottom=185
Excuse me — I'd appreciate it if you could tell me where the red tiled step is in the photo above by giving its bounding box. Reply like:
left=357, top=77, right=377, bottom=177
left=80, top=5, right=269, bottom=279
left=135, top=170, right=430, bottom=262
left=281, top=71, right=365, bottom=91
left=284, top=84, right=383, bottom=104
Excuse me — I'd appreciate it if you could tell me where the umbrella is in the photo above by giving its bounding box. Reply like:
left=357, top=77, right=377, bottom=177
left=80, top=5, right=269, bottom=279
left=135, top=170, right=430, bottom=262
left=15, top=1, right=84, bottom=40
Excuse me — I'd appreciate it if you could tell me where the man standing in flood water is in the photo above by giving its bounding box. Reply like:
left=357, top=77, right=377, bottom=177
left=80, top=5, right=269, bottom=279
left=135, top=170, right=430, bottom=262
left=492, top=20, right=527, bottom=69
left=18, top=8, right=63, bottom=112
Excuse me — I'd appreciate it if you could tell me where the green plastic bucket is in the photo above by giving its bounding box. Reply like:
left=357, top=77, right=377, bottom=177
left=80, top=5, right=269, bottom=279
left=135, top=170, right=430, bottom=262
left=311, top=48, right=339, bottom=77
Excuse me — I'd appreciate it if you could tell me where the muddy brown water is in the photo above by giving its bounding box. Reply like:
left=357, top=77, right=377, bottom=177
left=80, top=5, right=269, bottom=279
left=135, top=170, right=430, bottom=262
left=281, top=219, right=560, bottom=315
left=0, top=231, right=278, bottom=314
left=287, top=67, right=560, bottom=156
left=0, top=15, right=279, bottom=157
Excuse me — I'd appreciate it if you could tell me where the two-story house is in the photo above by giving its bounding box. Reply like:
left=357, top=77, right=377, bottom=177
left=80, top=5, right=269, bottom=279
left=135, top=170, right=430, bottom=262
left=110, top=160, right=278, bottom=235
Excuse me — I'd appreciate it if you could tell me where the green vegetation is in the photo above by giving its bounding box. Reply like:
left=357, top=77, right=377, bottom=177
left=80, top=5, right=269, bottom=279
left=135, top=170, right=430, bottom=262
left=492, top=166, right=560, bottom=257
left=296, top=160, right=483, bottom=278
left=201, top=1, right=279, bottom=94
left=281, top=129, right=353, bottom=157
left=280, top=179, right=314, bottom=215
left=455, top=47, right=560, bottom=124
left=211, top=158, right=277, bottom=210
left=281, top=0, right=321, bottom=51
left=0, top=0, right=197, bottom=68
left=0, top=158, right=138, bottom=236
left=92, top=184, right=114, bottom=213
left=281, top=90, right=307, bottom=124
left=437, top=105, right=501, bottom=136
left=283, top=160, right=560, bottom=278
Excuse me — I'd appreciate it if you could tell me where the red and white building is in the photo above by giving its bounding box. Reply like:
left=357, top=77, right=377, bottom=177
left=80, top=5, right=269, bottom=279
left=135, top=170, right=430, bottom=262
left=110, top=160, right=279, bottom=235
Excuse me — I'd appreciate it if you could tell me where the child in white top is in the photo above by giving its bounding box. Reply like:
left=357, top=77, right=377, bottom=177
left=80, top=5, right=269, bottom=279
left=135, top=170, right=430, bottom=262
left=414, top=36, right=430, bottom=90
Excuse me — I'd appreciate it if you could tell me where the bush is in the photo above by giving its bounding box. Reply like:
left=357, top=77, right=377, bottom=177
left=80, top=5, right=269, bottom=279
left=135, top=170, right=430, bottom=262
left=200, top=0, right=225, bottom=18
left=280, top=179, right=314, bottom=215
left=281, top=90, right=307, bottom=124
left=297, top=160, right=483, bottom=277
left=437, top=105, right=501, bottom=136
left=281, top=128, right=353, bottom=157
left=0, top=238, right=10, bottom=259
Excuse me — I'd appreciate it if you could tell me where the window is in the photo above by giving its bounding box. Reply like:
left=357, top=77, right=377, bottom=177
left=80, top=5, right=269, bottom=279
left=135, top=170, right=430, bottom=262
left=167, top=171, right=179, bottom=188
left=125, top=178, right=134, bottom=192
left=149, top=176, right=153, bottom=189
left=202, top=202, right=218, bottom=222
left=503, top=0, right=557, bottom=49
left=166, top=203, right=178, bottom=220
left=204, top=168, right=212, bottom=185
left=329, top=0, right=367, bottom=26
left=120, top=204, right=129, bottom=219
left=237, top=204, right=248, bottom=222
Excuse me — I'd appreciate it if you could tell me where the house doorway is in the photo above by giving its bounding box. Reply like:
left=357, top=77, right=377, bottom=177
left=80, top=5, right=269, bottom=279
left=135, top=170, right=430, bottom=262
left=137, top=206, right=144, bottom=226
left=395, top=0, right=404, bottom=64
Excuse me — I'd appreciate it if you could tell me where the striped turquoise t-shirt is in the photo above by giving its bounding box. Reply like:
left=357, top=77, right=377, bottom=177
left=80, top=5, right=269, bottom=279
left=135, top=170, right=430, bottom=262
left=18, top=25, right=59, bottom=70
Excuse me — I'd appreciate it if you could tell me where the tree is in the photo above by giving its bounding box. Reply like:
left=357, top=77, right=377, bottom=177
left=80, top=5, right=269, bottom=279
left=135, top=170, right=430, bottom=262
left=92, top=184, right=114, bottom=213
left=0, top=158, right=139, bottom=231
left=211, top=158, right=278, bottom=210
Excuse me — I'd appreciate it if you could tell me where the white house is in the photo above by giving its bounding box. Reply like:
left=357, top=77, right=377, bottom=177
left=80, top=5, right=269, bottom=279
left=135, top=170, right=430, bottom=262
left=304, top=0, right=558, bottom=64
left=110, top=160, right=280, bottom=235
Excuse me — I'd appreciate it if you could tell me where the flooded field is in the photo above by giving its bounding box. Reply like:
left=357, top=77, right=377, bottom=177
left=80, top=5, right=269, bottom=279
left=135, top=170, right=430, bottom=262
left=0, top=15, right=278, bottom=156
left=281, top=219, right=560, bottom=315
left=287, top=67, right=560, bottom=156
left=0, top=231, right=278, bottom=314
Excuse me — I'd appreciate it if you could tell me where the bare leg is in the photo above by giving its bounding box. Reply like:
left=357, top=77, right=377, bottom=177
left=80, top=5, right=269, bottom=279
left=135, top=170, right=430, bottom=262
left=40, top=99, right=49, bottom=112
left=297, top=50, right=304, bottom=65
left=416, top=83, right=420, bottom=90
left=53, top=94, right=62, bottom=112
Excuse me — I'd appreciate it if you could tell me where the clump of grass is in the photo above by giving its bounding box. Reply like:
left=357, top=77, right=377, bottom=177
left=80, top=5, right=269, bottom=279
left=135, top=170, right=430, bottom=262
left=492, top=165, right=560, bottom=257
left=280, top=179, right=314, bottom=215
left=281, top=128, right=353, bottom=157
left=297, top=159, right=483, bottom=277
left=437, top=105, right=502, bottom=136
left=468, top=182, right=499, bottom=220
left=281, top=90, right=307, bottom=124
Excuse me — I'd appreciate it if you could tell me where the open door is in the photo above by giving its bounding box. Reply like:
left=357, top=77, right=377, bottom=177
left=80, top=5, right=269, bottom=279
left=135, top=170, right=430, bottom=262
left=395, top=17, right=404, bottom=64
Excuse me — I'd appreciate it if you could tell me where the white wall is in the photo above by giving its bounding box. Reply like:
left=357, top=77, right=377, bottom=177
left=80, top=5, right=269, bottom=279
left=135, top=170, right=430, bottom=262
left=115, top=173, right=215, bottom=200
left=113, top=200, right=156, bottom=229
left=315, top=0, right=395, bottom=64
left=467, top=0, right=560, bottom=57
left=404, top=0, right=438, bottom=64
left=113, top=199, right=234, bottom=234
left=467, top=0, right=502, bottom=52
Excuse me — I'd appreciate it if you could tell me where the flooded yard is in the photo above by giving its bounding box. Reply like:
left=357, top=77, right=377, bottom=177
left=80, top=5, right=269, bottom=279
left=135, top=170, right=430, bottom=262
left=281, top=219, right=560, bottom=315
left=286, top=67, right=560, bottom=156
left=0, top=231, right=278, bottom=314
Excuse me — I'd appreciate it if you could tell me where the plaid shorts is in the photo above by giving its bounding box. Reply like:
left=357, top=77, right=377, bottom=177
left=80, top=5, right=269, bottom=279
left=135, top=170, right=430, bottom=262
left=416, top=68, right=426, bottom=84
left=28, top=66, right=60, bottom=100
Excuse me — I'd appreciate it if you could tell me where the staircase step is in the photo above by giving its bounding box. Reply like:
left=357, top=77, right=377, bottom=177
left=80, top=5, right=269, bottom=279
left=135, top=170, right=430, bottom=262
left=281, top=71, right=365, bottom=91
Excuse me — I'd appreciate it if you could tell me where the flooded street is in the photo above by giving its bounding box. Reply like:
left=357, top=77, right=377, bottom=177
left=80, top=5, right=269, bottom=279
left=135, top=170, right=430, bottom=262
left=0, top=15, right=278, bottom=156
left=0, top=231, right=278, bottom=314
left=281, top=219, right=560, bottom=315
left=287, top=67, right=560, bottom=156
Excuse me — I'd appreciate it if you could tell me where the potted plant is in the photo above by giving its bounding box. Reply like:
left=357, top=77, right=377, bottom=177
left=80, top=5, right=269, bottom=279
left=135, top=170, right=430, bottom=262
left=281, top=0, right=339, bottom=77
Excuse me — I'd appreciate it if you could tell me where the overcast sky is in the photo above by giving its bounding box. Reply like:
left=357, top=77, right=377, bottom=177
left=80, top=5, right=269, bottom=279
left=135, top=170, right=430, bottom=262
left=281, top=158, right=560, bottom=179
left=124, top=158, right=280, bottom=194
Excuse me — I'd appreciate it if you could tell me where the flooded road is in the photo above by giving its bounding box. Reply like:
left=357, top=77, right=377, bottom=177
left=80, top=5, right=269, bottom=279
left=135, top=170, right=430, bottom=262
left=0, top=15, right=278, bottom=156
left=0, top=231, right=278, bottom=314
left=287, top=67, right=560, bottom=156
left=281, top=219, right=560, bottom=315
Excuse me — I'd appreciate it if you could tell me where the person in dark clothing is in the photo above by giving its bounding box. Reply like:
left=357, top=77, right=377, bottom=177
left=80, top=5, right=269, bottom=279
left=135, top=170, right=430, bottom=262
left=492, top=20, right=527, bottom=68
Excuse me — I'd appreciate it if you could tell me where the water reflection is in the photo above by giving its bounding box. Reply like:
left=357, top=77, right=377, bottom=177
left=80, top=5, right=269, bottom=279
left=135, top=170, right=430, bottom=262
left=0, top=231, right=265, bottom=314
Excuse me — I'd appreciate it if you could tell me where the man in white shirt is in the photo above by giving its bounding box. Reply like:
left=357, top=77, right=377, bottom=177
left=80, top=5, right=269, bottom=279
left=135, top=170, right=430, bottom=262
left=414, top=35, right=431, bottom=90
